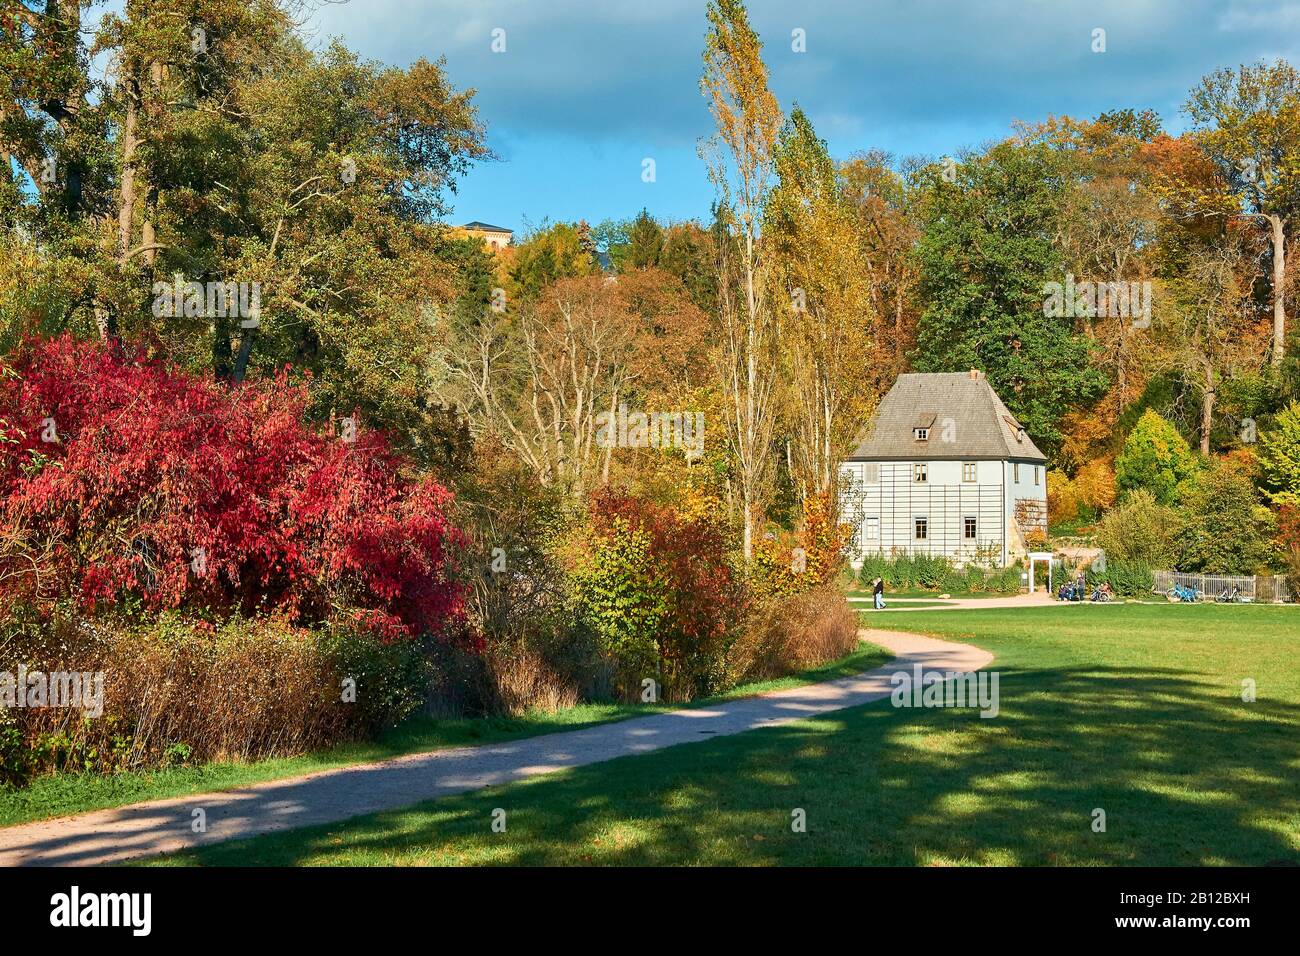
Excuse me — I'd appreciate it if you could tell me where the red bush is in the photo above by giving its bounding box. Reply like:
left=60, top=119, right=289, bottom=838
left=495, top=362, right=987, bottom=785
left=582, top=488, right=746, bottom=695
left=0, top=335, right=465, bottom=639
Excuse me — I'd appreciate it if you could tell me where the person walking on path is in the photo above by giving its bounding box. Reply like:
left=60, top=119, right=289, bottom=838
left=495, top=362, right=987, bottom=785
left=873, top=577, right=886, bottom=610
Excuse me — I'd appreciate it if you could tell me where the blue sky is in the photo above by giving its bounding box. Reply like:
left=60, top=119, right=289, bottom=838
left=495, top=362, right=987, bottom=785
left=298, top=0, right=1300, bottom=234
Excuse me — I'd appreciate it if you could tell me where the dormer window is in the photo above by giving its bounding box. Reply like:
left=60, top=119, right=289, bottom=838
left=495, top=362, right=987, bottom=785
left=913, top=411, right=936, bottom=443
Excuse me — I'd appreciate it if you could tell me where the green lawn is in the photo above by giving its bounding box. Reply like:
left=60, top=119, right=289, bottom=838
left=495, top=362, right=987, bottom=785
left=144, top=603, right=1300, bottom=867
left=0, top=641, right=890, bottom=828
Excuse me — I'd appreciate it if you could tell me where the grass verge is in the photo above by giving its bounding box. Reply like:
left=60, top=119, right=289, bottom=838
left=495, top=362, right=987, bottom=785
left=147, top=603, right=1299, bottom=866
left=1, top=639, right=891, bottom=828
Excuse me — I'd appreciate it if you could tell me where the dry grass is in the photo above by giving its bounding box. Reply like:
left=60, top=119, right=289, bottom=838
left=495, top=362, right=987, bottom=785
left=730, top=587, right=859, bottom=683
left=481, top=643, right=580, bottom=716
left=2, top=614, right=420, bottom=782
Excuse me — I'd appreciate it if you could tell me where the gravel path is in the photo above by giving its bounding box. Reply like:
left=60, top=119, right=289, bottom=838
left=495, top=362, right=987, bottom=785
left=0, top=628, right=993, bottom=866
left=851, top=592, right=1063, bottom=611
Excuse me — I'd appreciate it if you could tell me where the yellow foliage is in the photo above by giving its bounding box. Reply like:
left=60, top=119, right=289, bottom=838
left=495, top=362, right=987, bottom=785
left=1048, top=458, right=1116, bottom=522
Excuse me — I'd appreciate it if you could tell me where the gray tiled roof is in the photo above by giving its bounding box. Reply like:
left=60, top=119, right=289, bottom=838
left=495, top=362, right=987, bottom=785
left=460, top=221, right=513, bottom=234
left=847, top=371, right=1047, bottom=462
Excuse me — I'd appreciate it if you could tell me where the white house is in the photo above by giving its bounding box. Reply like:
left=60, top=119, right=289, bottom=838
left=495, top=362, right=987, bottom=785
left=838, top=370, right=1048, bottom=568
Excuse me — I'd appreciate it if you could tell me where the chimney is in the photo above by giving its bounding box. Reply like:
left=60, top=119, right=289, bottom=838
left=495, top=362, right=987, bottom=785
left=969, top=369, right=981, bottom=380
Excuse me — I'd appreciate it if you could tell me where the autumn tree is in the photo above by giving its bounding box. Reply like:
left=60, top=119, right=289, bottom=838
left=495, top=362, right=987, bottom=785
left=1017, top=111, right=1165, bottom=468
left=700, top=0, right=783, bottom=560
left=508, top=220, right=598, bottom=300
left=765, top=106, right=879, bottom=497
left=839, top=149, right=921, bottom=383
left=1159, top=232, right=1269, bottom=452
left=1181, top=60, right=1300, bottom=368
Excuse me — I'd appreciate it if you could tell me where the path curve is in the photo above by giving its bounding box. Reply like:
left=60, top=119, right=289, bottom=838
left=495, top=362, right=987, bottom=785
left=0, top=628, right=992, bottom=866
left=850, top=592, right=1062, bottom=611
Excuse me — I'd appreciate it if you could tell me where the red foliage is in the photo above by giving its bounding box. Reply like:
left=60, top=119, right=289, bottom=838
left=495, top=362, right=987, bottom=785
left=587, top=488, right=745, bottom=654
left=0, top=335, right=466, bottom=640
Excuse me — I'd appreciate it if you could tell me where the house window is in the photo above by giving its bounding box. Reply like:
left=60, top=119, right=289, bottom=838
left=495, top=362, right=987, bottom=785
left=1013, top=463, right=1021, bottom=482
left=964, top=516, right=977, bottom=540
left=914, top=517, right=928, bottom=540
left=914, top=463, right=927, bottom=483
left=913, top=427, right=929, bottom=441
left=864, top=517, right=879, bottom=541
left=962, top=462, right=976, bottom=483
left=865, top=462, right=880, bottom=483
left=1034, top=466, right=1040, bottom=486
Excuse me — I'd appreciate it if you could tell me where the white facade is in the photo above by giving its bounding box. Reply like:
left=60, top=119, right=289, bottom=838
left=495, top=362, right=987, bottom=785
left=839, top=457, right=1047, bottom=568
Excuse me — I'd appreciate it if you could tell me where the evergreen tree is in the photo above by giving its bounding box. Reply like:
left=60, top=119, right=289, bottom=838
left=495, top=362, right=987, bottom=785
left=911, top=141, right=1106, bottom=454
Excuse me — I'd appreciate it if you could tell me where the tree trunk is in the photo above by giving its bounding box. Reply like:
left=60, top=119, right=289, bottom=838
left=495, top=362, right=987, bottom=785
left=142, top=62, right=163, bottom=269
left=742, top=495, right=753, bottom=563
left=232, top=327, right=255, bottom=384
left=1269, top=214, right=1286, bottom=367
left=1200, top=363, right=1215, bottom=455
left=116, top=81, right=139, bottom=265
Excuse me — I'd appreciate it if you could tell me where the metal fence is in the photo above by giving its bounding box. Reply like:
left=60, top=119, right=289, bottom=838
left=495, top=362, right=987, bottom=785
left=1152, top=570, right=1292, bottom=603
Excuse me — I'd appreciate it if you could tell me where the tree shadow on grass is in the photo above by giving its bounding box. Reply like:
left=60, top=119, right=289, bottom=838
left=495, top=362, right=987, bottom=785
left=167, top=662, right=1300, bottom=867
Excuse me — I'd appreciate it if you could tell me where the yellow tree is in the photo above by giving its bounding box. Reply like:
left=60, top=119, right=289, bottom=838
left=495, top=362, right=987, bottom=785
left=700, top=0, right=783, bottom=561
left=1158, top=230, right=1270, bottom=454
left=839, top=150, right=921, bottom=382
left=1181, top=61, right=1300, bottom=368
left=765, top=107, right=880, bottom=498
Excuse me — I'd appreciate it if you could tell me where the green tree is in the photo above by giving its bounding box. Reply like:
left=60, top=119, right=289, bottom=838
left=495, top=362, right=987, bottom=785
left=1257, top=401, right=1300, bottom=505
left=660, top=221, right=716, bottom=312
left=624, top=209, right=663, bottom=270
left=911, top=140, right=1106, bottom=454
left=3, top=2, right=491, bottom=470
left=590, top=218, right=630, bottom=272
left=1115, top=410, right=1199, bottom=504
left=1094, top=489, right=1183, bottom=567
left=508, top=221, right=596, bottom=300
left=1177, top=460, right=1279, bottom=573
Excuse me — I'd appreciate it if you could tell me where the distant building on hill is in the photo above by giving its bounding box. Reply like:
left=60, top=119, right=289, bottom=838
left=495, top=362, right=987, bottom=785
left=456, top=221, right=513, bottom=251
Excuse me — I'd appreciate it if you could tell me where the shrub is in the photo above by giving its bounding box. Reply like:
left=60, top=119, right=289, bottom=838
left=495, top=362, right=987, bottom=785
left=570, top=489, right=745, bottom=701
left=1, top=611, right=427, bottom=785
left=752, top=492, right=852, bottom=599
left=1086, top=560, right=1154, bottom=596
left=1115, top=410, right=1198, bottom=505
left=478, top=642, right=580, bottom=717
left=729, top=588, right=859, bottom=683
left=986, top=563, right=1025, bottom=593
left=1177, top=461, right=1279, bottom=574
left=0, top=335, right=466, bottom=641
left=1257, top=401, right=1300, bottom=506
left=857, top=553, right=1019, bottom=593
left=452, top=439, right=585, bottom=713
left=1095, top=489, right=1183, bottom=567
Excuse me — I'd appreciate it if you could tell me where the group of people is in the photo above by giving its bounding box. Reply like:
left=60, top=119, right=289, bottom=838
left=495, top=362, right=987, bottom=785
left=1057, top=572, right=1113, bottom=603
